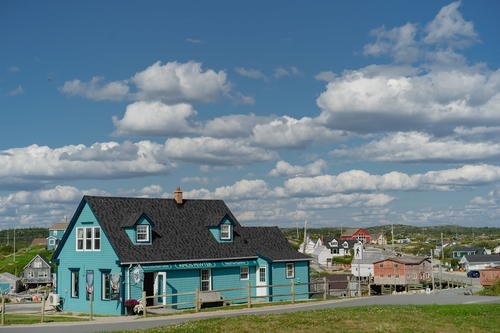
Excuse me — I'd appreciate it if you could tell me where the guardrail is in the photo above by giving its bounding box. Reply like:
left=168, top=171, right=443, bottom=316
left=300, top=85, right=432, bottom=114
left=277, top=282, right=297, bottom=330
left=140, top=277, right=329, bottom=318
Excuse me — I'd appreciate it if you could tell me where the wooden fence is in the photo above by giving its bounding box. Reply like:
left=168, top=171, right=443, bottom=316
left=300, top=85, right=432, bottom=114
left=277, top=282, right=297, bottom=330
left=140, top=277, right=329, bottom=318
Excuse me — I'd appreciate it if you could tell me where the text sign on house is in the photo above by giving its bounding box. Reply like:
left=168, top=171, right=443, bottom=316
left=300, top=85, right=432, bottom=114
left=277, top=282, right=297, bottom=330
left=143, top=260, right=258, bottom=271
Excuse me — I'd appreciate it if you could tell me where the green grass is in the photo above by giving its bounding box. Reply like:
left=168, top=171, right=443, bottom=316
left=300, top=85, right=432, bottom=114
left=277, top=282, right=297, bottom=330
left=1, top=313, right=87, bottom=325
left=112, top=304, right=500, bottom=333
left=0, top=245, right=54, bottom=275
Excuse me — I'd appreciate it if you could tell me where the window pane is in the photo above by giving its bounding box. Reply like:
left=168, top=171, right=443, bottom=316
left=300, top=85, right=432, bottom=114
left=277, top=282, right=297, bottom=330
left=86, top=228, right=92, bottom=238
left=78, top=240, right=83, bottom=250
left=259, top=268, right=266, bottom=282
left=94, top=239, right=100, bottom=250
left=94, top=228, right=100, bottom=238
left=77, top=228, right=84, bottom=238
left=86, top=239, right=92, bottom=250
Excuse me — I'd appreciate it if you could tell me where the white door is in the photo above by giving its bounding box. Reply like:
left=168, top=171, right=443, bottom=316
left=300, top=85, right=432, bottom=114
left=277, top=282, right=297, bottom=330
left=154, top=272, right=167, bottom=305
left=256, top=266, right=267, bottom=297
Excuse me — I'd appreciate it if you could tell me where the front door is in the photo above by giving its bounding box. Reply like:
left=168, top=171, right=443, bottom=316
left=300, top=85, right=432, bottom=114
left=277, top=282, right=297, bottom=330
left=154, top=272, right=167, bottom=305
left=256, top=266, right=267, bottom=298
left=143, top=272, right=155, bottom=306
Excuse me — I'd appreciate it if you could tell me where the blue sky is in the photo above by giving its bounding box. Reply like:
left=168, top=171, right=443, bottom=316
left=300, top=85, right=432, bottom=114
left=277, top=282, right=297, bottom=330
left=2, top=0, right=500, bottom=229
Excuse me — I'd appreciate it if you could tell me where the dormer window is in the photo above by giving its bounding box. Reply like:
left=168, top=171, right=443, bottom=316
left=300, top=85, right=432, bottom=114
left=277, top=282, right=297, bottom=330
left=136, top=225, right=150, bottom=242
left=220, top=224, right=231, bottom=240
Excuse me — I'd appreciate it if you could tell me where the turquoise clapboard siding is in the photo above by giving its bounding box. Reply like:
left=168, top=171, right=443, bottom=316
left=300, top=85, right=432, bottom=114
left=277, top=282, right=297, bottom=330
left=47, top=229, right=66, bottom=250
left=269, top=261, right=309, bottom=301
left=208, top=217, right=233, bottom=242
left=124, top=216, right=153, bottom=245
left=56, top=203, right=123, bottom=315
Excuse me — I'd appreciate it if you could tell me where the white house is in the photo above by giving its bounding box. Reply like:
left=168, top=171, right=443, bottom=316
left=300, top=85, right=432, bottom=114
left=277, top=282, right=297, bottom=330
left=298, top=236, right=316, bottom=255
left=312, top=237, right=358, bottom=266
left=460, top=254, right=500, bottom=271
left=494, top=245, right=500, bottom=254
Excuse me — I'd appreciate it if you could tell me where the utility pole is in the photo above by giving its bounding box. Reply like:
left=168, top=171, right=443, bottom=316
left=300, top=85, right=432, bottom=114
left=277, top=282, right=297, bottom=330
left=430, top=249, right=435, bottom=292
left=13, top=228, right=16, bottom=262
left=439, top=232, right=444, bottom=289
left=6, top=230, right=9, bottom=246
left=391, top=224, right=394, bottom=250
left=296, top=222, right=299, bottom=239
left=302, top=220, right=307, bottom=253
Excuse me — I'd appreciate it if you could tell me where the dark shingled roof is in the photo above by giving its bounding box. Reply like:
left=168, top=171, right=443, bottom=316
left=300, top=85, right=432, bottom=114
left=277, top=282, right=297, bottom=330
left=83, top=196, right=308, bottom=264
left=463, top=254, right=500, bottom=263
left=452, top=246, right=484, bottom=253
left=323, top=237, right=358, bottom=249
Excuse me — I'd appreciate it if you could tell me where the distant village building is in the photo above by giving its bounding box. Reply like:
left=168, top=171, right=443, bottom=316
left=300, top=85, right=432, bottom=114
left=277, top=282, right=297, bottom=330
left=312, top=237, right=358, bottom=266
left=22, top=254, right=52, bottom=287
left=30, top=238, right=46, bottom=247
left=51, top=191, right=310, bottom=315
left=395, top=238, right=411, bottom=244
left=479, top=266, right=500, bottom=286
left=452, top=246, right=486, bottom=259
left=373, top=257, right=431, bottom=286
left=371, top=233, right=387, bottom=245
left=494, top=245, right=500, bottom=254
left=340, top=228, right=371, bottom=243
left=47, top=222, right=69, bottom=250
left=0, top=272, right=22, bottom=294
left=459, top=254, right=500, bottom=271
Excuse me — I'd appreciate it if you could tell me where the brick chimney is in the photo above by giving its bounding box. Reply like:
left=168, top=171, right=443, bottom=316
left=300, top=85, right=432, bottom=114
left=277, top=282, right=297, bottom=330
left=174, top=187, right=183, bottom=204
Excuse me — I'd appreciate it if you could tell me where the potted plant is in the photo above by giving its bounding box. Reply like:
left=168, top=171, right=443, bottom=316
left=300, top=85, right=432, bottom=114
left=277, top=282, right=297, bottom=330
left=124, top=299, right=139, bottom=315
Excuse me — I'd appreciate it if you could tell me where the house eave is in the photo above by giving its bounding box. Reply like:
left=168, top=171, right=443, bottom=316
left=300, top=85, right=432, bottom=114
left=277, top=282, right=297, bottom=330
left=272, top=258, right=313, bottom=262
left=120, top=256, right=259, bottom=265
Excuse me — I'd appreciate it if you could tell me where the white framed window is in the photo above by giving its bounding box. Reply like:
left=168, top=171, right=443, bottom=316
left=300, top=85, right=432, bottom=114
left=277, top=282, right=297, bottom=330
left=101, top=272, right=111, bottom=300
left=33, top=259, right=42, bottom=268
left=200, top=269, right=211, bottom=291
left=286, top=263, right=295, bottom=279
left=259, top=266, right=266, bottom=283
left=76, top=227, right=101, bottom=251
left=136, top=225, right=149, bottom=242
left=53, top=230, right=58, bottom=236
left=220, top=224, right=231, bottom=240
left=49, top=239, right=56, bottom=246
left=28, top=271, right=34, bottom=278
left=240, top=266, right=249, bottom=280
left=71, top=270, right=79, bottom=298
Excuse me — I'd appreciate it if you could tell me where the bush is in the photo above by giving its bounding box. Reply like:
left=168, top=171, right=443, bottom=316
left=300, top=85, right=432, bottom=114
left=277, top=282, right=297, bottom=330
left=477, top=279, right=500, bottom=296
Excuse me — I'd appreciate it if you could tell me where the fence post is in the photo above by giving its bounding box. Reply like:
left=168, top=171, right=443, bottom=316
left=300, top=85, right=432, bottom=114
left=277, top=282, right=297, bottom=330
left=1, top=295, right=5, bottom=326
left=195, top=288, right=200, bottom=312
left=291, top=280, right=295, bottom=304
left=89, top=293, right=93, bottom=321
left=41, top=295, right=45, bottom=323
left=247, top=282, right=251, bottom=308
left=142, top=291, right=147, bottom=318
left=368, top=282, right=371, bottom=296
left=323, top=277, right=327, bottom=300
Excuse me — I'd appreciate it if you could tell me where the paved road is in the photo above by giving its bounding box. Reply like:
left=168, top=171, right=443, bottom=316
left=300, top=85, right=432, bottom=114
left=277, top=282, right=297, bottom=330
left=2, top=293, right=499, bottom=333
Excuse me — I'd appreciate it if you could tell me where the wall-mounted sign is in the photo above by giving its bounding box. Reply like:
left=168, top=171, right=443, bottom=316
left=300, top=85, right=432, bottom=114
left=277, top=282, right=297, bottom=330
left=133, top=265, right=144, bottom=284
left=143, top=260, right=258, bottom=271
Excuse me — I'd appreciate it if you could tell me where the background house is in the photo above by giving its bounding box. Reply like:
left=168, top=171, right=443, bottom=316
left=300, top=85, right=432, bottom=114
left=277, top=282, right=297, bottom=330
left=371, top=233, right=387, bottom=245
left=452, top=246, right=486, bottom=259
left=312, top=237, right=358, bottom=266
left=460, top=254, right=500, bottom=271
left=373, top=257, right=431, bottom=286
left=22, top=254, right=52, bottom=287
left=47, top=222, right=69, bottom=250
left=0, top=272, right=22, bottom=294
left=351, top=243, right=389, bottom=281
left=340, top=228, right=372, bottom=243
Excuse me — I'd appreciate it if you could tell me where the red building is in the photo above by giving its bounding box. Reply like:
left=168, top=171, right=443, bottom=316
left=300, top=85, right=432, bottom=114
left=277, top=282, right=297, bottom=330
left=373, top=257, right=431, bottom=286
left=340, top=228, right=371, bottom=243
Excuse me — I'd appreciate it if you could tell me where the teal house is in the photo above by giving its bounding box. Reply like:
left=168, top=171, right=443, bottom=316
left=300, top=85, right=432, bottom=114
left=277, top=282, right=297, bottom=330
left=51, top=188, right=310, bottom=315
left=47, top=222, right=69, bottom=250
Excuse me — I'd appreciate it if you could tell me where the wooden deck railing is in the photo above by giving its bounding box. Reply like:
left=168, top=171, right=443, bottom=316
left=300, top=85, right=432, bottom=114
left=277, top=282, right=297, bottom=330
left=140, top=277, right=329, bottom=318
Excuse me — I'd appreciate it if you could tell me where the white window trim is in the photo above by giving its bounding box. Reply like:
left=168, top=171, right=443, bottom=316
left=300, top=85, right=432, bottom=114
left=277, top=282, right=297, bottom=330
left=240, top=266, right=249, bottom=280
left=136, top=225, right=150, bottom=242
left=286, top=263, right=295, bottom=279
left=48, top=239, right=56, bottom=245
left=220, top=224, right=231, bottom=240
left=200, top=269, right=211, bottom=291
left=76, top=227, right=101, bottom=252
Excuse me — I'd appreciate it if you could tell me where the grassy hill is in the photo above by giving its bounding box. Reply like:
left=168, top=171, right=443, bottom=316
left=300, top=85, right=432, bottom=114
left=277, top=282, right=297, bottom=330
left=0, top=228, right=49, bottom=249
left=0, top=245, right=54, bottom=276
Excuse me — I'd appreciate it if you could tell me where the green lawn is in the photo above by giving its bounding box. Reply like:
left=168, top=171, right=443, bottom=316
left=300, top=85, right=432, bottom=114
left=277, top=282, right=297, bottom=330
left=1, top=314, right=87, bottom=325
left=113, top=304, right=500, bottom=333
